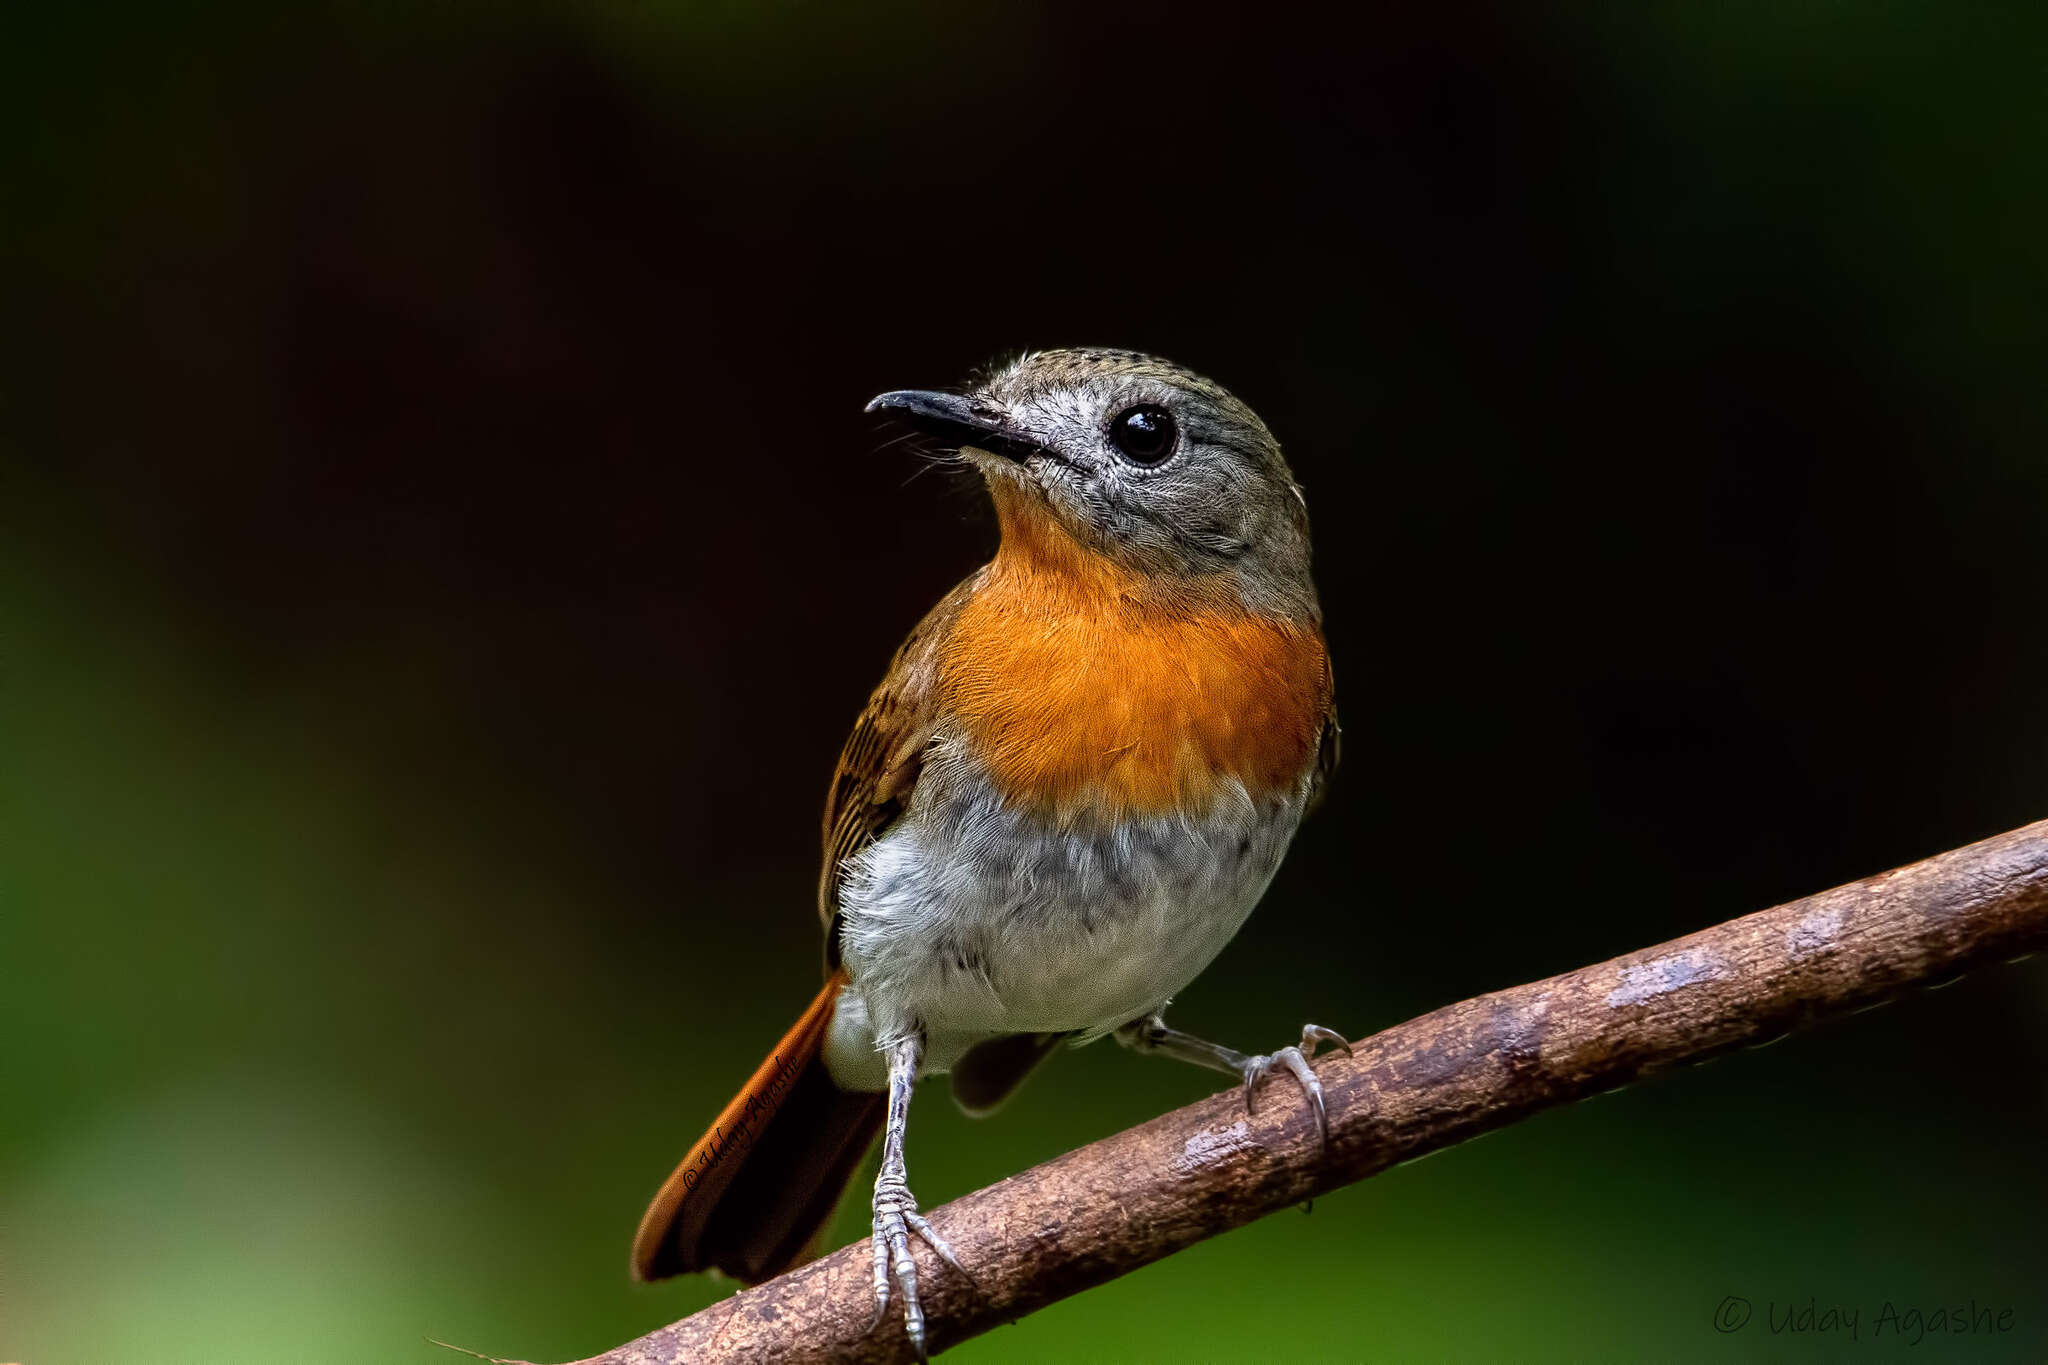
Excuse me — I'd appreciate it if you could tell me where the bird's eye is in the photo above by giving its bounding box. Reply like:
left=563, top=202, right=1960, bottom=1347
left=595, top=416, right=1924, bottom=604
left=1107, top=405, right=1178, bottom=466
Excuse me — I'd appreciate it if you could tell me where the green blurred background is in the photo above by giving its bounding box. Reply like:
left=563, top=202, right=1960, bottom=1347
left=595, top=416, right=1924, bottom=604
left=4, top=2, right=2047, bottom=1361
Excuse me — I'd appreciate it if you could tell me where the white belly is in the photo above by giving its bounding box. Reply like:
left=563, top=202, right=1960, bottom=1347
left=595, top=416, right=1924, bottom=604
left=824, top=736, right=1308, bottom=1090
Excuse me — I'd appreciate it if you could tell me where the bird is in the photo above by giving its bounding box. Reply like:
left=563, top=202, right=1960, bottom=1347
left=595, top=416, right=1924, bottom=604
left=629, top=348, right=1343, bottom=1359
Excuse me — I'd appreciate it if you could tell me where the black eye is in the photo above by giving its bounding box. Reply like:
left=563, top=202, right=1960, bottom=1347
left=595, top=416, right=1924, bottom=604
left=1108, top=404, right=1178, bottom=466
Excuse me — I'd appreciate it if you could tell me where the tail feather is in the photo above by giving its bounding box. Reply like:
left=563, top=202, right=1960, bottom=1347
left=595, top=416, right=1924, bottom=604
left=631, top=969, right=884, bottom=1284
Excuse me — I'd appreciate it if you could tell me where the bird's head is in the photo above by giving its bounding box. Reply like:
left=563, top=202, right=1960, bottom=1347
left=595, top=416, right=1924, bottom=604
left=868, top=348, right=1318, bottom=620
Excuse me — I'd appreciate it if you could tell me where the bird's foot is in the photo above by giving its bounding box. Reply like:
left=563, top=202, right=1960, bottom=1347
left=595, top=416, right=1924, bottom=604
left=1239, top=1023, right=1352, bottom=1148
left=868, top=1170, right=968, bottom=1361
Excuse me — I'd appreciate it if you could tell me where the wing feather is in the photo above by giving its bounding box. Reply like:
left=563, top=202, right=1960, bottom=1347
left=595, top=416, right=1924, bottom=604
left=817, top=574, right=980, bottom=966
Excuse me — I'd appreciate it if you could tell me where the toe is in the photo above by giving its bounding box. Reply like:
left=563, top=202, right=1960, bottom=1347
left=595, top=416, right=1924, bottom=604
left=905, top=1207, right=972, bottom=1283
left=869, top=1182, right=970, bottom=1357
left=1302, top=1023, right=1352, bottom=1058
left=867, top=1223, right=893, bottom=1328
left=888, top=1226, right=926, bottom=1357
left=1239, top=1054, right=1274, bottom=1113
left=1275, top=1045, right=1330, bottom=1146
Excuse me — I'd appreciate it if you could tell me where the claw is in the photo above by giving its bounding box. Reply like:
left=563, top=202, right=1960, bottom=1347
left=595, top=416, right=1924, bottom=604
left=1239, top=1022, right=1349, bottom=1151
left=903, top=1206, right=972, bottom=1283
left=1301, top=1023, right=1352, bottom=1059
left=868, top=1176, right=968, bottom=1361
left=865, top=1215, right=892, bottom=1335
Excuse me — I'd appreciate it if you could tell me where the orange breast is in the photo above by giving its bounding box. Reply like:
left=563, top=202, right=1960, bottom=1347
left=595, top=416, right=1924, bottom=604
left=940, top=494, right=1330, bottom=821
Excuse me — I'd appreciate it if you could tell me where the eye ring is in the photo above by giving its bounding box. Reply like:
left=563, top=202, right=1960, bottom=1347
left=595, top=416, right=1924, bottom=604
left=1107, top=404, right=1178, bottom=466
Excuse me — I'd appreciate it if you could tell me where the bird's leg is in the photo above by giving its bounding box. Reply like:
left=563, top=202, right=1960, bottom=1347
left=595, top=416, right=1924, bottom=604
left=867, top=1030, right=968, bottom=1362
left=1115, top=1014, right=1352, bottom=1147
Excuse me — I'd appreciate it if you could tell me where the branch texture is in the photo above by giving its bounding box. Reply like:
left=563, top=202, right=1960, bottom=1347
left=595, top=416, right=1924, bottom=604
left=540, top=818, right=2048, bottom=1364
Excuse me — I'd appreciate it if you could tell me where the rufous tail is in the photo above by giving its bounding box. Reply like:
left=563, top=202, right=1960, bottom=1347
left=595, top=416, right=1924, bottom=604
left=630, top=968, right=884, bottom=1284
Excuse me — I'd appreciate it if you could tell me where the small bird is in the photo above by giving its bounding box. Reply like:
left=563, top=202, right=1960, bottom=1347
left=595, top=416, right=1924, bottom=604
left=630, top=349, right=1343, bottom=1358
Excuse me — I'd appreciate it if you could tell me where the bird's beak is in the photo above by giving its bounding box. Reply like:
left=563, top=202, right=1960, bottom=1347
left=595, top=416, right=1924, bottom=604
left=865, top=390, right=1046, bottom=463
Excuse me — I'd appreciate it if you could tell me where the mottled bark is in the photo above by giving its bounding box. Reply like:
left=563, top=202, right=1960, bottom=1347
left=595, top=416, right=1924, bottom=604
left=506, top=819, right=2048, bottom=1364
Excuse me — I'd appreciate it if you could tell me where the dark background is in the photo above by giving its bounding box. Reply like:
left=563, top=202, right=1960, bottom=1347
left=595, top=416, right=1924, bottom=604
left=5, top=2, right=2046, bottom=1360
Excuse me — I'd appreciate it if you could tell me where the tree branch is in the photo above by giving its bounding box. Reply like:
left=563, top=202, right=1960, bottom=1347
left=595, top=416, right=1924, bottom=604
left=529, top=818, right=2048, bottom=1364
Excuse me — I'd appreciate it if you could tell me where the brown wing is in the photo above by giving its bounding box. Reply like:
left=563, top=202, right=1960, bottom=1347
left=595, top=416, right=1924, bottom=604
left=818, top=574, right=981, bottom=969
left=1302, top=639, right=1340, bottom=816
left=1306, top=704, right=1341, bottom=815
